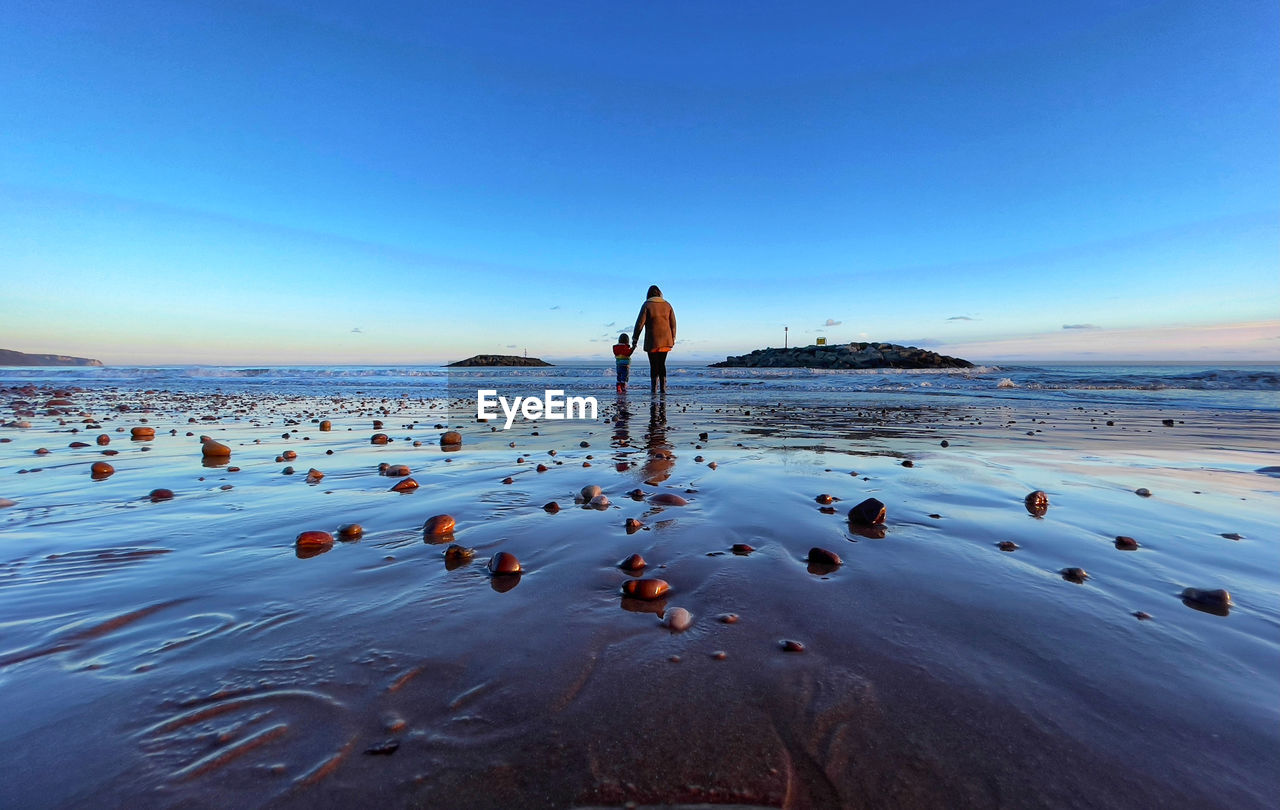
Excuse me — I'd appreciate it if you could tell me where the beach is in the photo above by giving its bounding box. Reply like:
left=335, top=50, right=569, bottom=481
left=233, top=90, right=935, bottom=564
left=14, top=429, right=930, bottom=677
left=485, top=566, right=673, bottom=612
left=1, top=364, right=1277, bottom=809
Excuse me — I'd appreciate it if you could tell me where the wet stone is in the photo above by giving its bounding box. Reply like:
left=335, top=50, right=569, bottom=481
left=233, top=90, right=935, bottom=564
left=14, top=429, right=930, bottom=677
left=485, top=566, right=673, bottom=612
left=718, top=613, right=739, bottom=624
left=1061, top=567, right=1089, bottom=584
left=338, top=523, right=364, bottom=541
left=650, top=493, right=688, bottom=506
left=422, top=514, right=456, bottom=535
left=621, top=578, right=669, bottom=600
left=580, top=484, right=602, bottom=502
left=389, top=477, right=419, bottom=492
left=661, top=607, right=692, bottom=631
left=731, top=543, right=755, bottom=555
left=847, top=497, right=886, bottom=526
left=440, top=431, right=463, bottom=447
left=624, top=518, right=643, bottom=532
left=364, top=739, right=400, bottom=756
left=149, top=488, right=175, bottom=502
left=90, top=461, right=114, bottom=479
left=1133, top=611, right=1153, bottom=620
left=1135, top=488, right=1152, bottom=498
left=1025, top=490, right=1049, bottom=516
left=780, top=639, right=806, bottom=653
left=997, top=541, right=1019, bottom=552
left=296, top=530, right=335, bottom=549
left=807, top=547, right=842, bottom=566
left=488, top=551, right=521, bottom=575
left=543, top=501, right=560, bottom=513
left=1114, top=535, right=1140, bottom=550
left=815, top=494, right=835, bottom=505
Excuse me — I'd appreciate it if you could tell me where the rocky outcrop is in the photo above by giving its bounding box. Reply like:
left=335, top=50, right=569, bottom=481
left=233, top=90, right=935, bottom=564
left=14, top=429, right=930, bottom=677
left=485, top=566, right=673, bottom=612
left=447, top=354, right=552, bottom=367
left=0, top=349, right=103, bottom=367
left=709, top=343, right=972, bottom=369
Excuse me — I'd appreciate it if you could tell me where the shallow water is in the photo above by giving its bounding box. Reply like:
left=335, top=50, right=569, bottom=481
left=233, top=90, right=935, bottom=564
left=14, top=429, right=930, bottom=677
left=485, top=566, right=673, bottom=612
left=1, top=374, right=1277, bottom=808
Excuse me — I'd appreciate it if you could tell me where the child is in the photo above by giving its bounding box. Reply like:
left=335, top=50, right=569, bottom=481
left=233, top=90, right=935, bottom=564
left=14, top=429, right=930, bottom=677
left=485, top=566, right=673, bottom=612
left=612, top=333, right=635, bottom=393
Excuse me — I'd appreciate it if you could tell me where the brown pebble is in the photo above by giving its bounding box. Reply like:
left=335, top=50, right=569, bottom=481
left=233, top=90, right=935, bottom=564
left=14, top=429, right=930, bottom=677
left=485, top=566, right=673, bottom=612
left=201, top=440, right=231, bottom=458
left=536, top=464, right=548, bottom=473
left=707, top=461, right=717, bottom=470
left=731, top=543, right=755, bottom=555
left=149, top=488, right=174, bottom=502
left=541, top=501, right=560, bottom=513
left=807, top=547, right=842, bottom=566
left=1061, top=567, right=1089, bottom=583
left=901, top=459, right=913, bottom=467
left=815, top=494, right=834, bottom=505
left=130, top=426, right=155, bottom=439
left=1024, top=490, right=1049, bottom=516
left=618, top=553, right=647, bottom=571
left=383, top=464, right=411, bottom=477
left=1135, top=488, right=1152, bottom=498
left=423, top=514, right=456, bottom=535
left=371, top=433, right=389, bottom=445
left=487, top=551, right=521, bottom=575
left=282, top=450, right=298, bottom=460
left=711, top=651, right=727, bottom=661
left=650, top=493, right=688, bottom=506
left=1133, top=611, right=1153, bottom=620
left=338, top=523, right=364, bottom=540
left=306, top=469, right=324, bottom=482
left=1181, top=587, right=1231, bottom=607
left=847, top=497, right=886, bottom=526
left=90, top=461, right=114, bottom=479
left=580, top=484, right=602, bottom=501
left=1114, top=535, right=1140, bottom=550
left=319, top=420, right=332, bottom=431
left=296, top=530, right=335, bottom=549
left=780, top=639, right=806, bottom=652
left=997, top=541, right=1019, bottom=552
left=34, top=448, right=49, bottom=455
left=96, top=434, right=110, bottom=445
left=669, top=655, right=681, bottom=663
left=444, top=544, right=474, bottom=561
left=718, top=613, right=739, bottom=624
left=440, top=431, right=462, bottom=447
left=389, top=477, right=419, bottom=492
left=624, top=517, right=643, bottom=531
left=621, top=578, right=670, bottom=599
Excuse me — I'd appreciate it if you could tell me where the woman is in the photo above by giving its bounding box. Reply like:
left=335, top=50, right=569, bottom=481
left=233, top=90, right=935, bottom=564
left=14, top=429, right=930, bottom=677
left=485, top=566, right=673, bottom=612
left=632, top=285, right=676, bottom=394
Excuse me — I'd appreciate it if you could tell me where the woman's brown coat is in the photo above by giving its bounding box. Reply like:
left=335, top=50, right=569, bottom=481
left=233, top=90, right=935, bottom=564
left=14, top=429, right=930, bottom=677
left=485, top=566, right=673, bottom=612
left=633, top=297, right=676, bottom=352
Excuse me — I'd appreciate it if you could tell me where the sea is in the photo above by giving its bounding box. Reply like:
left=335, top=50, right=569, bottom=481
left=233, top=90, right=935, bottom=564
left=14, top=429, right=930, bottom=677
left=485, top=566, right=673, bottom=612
left=3, top=362, right=1276, bottom=412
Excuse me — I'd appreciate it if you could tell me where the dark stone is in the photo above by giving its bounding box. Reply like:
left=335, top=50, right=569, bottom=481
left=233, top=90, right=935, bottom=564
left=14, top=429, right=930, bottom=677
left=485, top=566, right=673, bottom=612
left=847, top=497, right=885, bottom=526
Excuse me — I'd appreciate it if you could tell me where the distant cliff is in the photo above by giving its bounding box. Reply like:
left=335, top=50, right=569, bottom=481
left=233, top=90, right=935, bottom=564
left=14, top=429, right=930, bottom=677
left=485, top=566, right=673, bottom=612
left=710, top=343, right=973, bottom=369
left=448, top=354, right=553, bottom=367
left=0, top=349, right=103, bottom=367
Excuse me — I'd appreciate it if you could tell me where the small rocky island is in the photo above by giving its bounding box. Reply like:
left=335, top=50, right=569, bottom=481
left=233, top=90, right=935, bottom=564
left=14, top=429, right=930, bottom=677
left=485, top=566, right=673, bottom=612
left=710, top=342, right=973, bottom=369
left=0, top=349, right=103, bottom=367
left=448, top=354, right=553, bottom=367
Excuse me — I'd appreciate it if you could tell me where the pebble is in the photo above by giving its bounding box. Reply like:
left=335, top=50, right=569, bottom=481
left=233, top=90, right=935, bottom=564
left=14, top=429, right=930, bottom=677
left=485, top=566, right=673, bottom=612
left=940, top=440, right=949, bottom=447
left=487, top=551, right=521, bottom=575
left=281, top=466, right=295, bottom=475
left=618, top=553, right=647, bottom=572
left=580, top=484, right=602, bottom=501
left=370, top=433, right=389, bottom=445
left=443, top=544, right=474, bottom=562
left=364, top=739, right=400, bottom=756
left=901, top=459, right=913, bottom=467
left=624, top=518, right=643, bottom=531
left=281, top=450, right=297, bottom=460
left=780, top=639, right=806, bottom=652
left=1133, top=611, right=1153, bottom=620
left=130, top=426, right=155, bottom=439
left=1220, top=533, right=1243, bottom=541
left=543, top=501, right=560, bottom=513
left=807, top=547, right=842, bottom=566
left=1135, top=488, right=1152, bottom=498
left=422, top=514, right=456, bottom=535
left=650, top=493, right=688, bottom=506
left=202, top=440, right=232, bottom=458
left=502, top=477, right=514, bottom=484
left=661, top=607, right=692, bottom=631
left=621, top=578, right=670, bottom=599
left=0, top=498, right=16, bottom=509
left=306, top=469, right=324, bottom=482
left=440, top=431, right=463, bottom=447
left=90, top=461, right=114, bottom=479
left=588, top=494, right=610, bottom=509
left=536, top=464, right=548, bottom=473
left=847, top=497, right=886, bottom=526
left=815, top=494, right=834, bottom=505
left=296, top=531, right=334, bottom=549
left=319, top=420, right=332, bottom=431
left=149, top=488, right=174, bottom=502
left=1024, top=490, right=1049, bottom=516
left=1061, top=567, right=1089, bottom=583
left=1181, top=587, right=1231, bottom=608
left=1114, top=535, right=1140, bottom=550
left=338, top=523, right=364, bottom=541
left=96, top=434, right=110, bottom=445
left=627, top=488, right=646, bottom=500
left=389, top=477, right=419, bottom=492
left=711, top=651, right=727, bottom=661
left=383, top=464, right=411, bottom=477
left=717, top=613, right=739, bottom=624
left=997, top=541, right=1019, bottom=552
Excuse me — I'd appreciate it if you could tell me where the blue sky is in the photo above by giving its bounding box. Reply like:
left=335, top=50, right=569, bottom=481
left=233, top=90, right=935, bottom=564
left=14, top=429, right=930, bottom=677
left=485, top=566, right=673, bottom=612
left=1, top=0, right=1276, bottom=364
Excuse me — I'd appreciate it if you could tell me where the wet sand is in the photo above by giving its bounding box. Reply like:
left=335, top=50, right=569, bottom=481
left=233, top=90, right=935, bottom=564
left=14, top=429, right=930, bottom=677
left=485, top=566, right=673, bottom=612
left=1, top=385, right=1277, bottom=808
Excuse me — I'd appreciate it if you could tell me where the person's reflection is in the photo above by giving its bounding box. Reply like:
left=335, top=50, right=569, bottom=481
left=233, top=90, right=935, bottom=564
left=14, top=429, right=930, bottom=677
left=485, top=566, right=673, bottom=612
left=642, top=398, right=673, bottom=484
left=611, top=393, right=632, bottom=472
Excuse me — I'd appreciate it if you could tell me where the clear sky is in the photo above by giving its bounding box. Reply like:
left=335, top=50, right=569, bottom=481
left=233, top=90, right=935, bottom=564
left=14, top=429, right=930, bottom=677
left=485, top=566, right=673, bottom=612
left=2, top=0, right=1276, bottom=365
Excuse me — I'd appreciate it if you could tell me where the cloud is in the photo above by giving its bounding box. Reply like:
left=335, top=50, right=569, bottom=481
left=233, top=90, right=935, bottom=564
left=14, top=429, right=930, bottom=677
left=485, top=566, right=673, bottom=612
left=823, top=319, right=842, bottom=326
left=350, top=327, right=363, bottom=333
left=549, top=305, right=561, bottom=310
left=946, top=316, right=975, bottom=321
left=604, top=321, right=615, bottom=327
left=1062, top=323, right=1099, bottom=330
left=505, top=344, right=518, bottom=349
